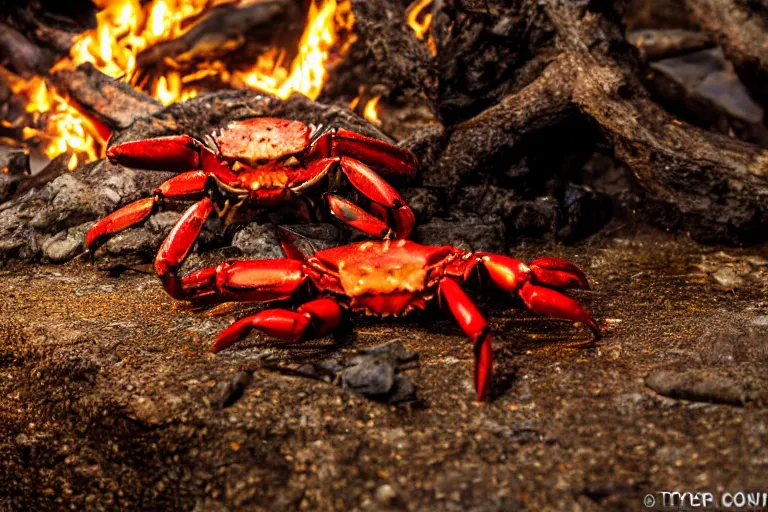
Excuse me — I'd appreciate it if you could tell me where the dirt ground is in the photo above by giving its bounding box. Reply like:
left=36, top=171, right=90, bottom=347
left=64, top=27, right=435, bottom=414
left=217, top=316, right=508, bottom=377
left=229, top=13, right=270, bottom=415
left=1, top=228, right=767, bottom=511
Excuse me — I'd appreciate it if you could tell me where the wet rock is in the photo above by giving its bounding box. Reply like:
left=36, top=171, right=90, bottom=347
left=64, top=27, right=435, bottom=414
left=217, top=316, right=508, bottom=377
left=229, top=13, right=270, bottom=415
left=416, top=215, right=505, bottom=252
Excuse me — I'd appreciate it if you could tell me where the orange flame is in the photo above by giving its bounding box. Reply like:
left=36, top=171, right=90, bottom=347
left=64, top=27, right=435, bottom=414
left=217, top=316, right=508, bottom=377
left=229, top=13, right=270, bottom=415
left=406, top=0, right=436, bottom=56
left=9, top=75, right=105, bottom=170
left=363, top=95, right=381, bottom=125
left=17, top=0, right=356, bottom=168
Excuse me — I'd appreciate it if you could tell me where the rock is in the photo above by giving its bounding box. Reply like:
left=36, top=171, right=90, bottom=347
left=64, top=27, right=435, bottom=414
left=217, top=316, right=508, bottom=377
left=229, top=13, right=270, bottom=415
left=231, top=223, right=284, bottom=260
left=400, top=188, right=441, bottom=223
left=455, top=185, right=517, bottom=219
left=505, top=197, right=559, bottom=243
left=0, top=90, right=395, bottom=265
left=374, top=484, right=399, bottom=506
left=712, top=267, right=743, bottom=289
left=280, top=223, right=340, bottom=252
left=42, top=223, right=92, bottom=263
left=645, top=369, right=768, bottom=406
left=341, top=356, right=395, bottom=396
left=416, top=216, right=505, bottom=252
left=340, top=341, right=418, bottom=403
left=558, top=184, right=613, bottom=243
left=358, top=341, right=418, bottom=365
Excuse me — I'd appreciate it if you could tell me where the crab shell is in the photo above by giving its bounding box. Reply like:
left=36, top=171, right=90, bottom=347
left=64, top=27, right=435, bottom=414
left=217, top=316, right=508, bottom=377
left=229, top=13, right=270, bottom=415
left=215, top=118, right=312, bottom=163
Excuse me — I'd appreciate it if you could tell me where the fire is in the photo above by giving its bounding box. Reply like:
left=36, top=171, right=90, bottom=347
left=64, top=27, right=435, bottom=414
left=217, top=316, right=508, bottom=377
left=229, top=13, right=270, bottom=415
left=15, top=0, right=356, bottom=169
left=236, top=0, right=355, bottom=100
left=406, top=0, right=436, bottom=56
left=65, top=0, right=354, bottom=103
left=363, top=96, right=382, bottom=125
left=349, top=93, right=382, bottom=125
left=7, top=74, right=105, bottom=170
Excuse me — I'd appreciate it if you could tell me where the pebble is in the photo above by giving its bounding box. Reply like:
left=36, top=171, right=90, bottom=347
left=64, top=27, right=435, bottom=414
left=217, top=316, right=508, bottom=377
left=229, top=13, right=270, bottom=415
left=712, top=267, right=743, bottom=289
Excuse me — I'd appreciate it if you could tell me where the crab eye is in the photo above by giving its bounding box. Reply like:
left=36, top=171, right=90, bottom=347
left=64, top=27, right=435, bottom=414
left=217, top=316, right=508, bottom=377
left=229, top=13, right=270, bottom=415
left=284, top=156, right=301, bottom=167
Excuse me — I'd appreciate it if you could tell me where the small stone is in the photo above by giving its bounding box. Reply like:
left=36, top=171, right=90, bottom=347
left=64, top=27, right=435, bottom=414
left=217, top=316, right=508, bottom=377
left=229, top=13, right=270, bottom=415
left=712, top=267, right=743, bottom=289
left=341, top=356, right=395, bottom=396
left=374, top=484, right=398, bottom=505
left=746, top=256, right=768, bottom=267
left=42, top=223, right=92, bottom=263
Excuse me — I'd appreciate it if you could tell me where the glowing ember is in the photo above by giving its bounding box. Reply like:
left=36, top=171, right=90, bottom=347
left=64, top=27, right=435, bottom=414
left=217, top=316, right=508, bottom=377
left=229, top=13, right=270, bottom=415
left=15, top=0, right=356, bottom=169
left=406, top=0, right=436, bottom=56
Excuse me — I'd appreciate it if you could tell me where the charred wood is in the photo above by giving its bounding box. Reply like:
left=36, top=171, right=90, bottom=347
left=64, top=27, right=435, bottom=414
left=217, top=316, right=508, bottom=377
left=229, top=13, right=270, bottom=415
left=52, top=63, right=164, bottom=131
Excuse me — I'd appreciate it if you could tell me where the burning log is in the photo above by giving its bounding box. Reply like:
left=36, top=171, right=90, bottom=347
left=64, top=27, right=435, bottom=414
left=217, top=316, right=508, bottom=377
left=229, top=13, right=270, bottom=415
left=52, top=63, right=163, bottom=132
left=134, top=0, right=304, bottom=74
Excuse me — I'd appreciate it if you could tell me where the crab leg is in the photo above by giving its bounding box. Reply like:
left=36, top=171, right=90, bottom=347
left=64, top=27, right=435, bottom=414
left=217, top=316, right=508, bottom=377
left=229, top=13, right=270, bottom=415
left=155, top=197, right=215, bottom=299
left=85, top=170, right=210, bottom=254
left=107, top=135, right=208, bottom=172
left=439, top=278, right=493, bottom=401
left=85, top=197, right=157, bottom=254
left=212, top=297, right=343, bottom=352
left=336, top=157, right=416, bottom=238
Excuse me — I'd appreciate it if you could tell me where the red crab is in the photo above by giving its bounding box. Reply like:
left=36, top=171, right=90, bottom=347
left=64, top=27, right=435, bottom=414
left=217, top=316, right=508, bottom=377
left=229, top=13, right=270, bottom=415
left=169, top=237, right=601, bottom=401
left=84, top=118, right=417, bottom=286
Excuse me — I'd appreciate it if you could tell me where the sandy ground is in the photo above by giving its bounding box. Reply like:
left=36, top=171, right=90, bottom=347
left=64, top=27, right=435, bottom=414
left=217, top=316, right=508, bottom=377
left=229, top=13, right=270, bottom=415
left=1, top=229, right=767, bottom=511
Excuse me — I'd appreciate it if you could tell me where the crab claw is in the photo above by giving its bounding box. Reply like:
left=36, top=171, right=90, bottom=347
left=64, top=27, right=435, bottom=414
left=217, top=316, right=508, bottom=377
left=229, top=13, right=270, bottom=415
left=529, top=257, right=590, bottom=289
left=519, top=282, right=601, bottom=340
left=107, top=135, right=206, bottom=172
